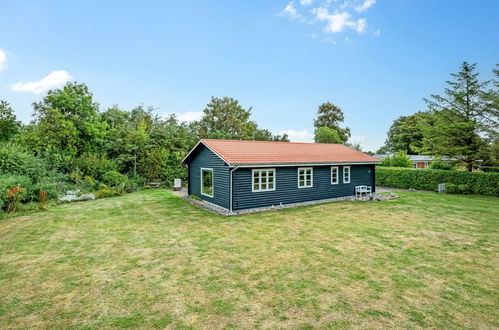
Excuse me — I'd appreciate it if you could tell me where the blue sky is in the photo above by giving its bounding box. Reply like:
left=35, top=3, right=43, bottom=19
left=1, top=0, right=498, bottom=151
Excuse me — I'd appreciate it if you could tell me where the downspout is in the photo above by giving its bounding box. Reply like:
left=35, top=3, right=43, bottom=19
left=229, top=166, right=239, bottom=213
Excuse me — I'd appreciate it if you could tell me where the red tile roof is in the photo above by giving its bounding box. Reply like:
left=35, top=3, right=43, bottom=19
left=187, top=139, right=381, bottom=165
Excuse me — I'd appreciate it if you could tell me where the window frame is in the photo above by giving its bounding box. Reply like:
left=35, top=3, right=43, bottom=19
left=251, top=168, right=276, bottom=192
left=297, top=167, right=313, bottom=188
left=343, top=166, right=351, bottom=184
left=331, top=166, right=339, bottom=184
left=200, top=167, right=214, bottom=197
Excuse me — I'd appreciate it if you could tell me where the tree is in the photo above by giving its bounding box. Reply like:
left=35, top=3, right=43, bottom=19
left=314, top=127, right=342, bottom=144
left=383, top=112, right=432, bottom=154
left=32, top=82, right=107, bottom=155
left=422, top=62, right=495, bottom=171
left=313, top=102, right=350, bottom=143
left=344, top=140, right=362, bottom=151
left=197, top=96, right=257, bottom=139
left=0, top=101, right=21, bottom=142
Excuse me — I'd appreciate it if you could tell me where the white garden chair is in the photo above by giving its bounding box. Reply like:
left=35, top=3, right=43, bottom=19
left=355, top=185, right=372, bottom=197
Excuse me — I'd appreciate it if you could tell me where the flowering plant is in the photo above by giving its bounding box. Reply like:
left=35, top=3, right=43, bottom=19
left=6, top=186, right=26, bottom=212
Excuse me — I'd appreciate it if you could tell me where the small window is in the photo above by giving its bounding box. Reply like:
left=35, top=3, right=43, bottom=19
left=343, top=166, right=351, bottom=184
left=298, top=167, right=313, bottom=188
left=412, top=163, right=417, bottom=168
left=331, top=166, right=339, bottom=184
left=252, top=169, right=276, bottom=192
left=201, top=168, right=213, bottom=197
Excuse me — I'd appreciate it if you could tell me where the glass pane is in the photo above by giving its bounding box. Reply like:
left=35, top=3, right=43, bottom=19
left=262, top=172, right=267, bottom=178
left=299, top=180, right=304, bottom=186
left=268, top=182, right=274, bottom=189
left=202, top=170, right=213, bottom=196
left=253, top=183, right=259, bottom=190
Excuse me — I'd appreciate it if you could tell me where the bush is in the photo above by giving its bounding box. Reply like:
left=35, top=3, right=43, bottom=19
left=0, top=174, right=33, bottom=208
left=480, top=166, right=499, bottom=173
left=376, top=167, right=499, bottom=196
left=430, top=159, right=453, bottom=170
left=94, top=184, right=119, bottom=198
left=76, top=153, right=119, bottom=181
left=0, top=143, right=48, bottom=180
left=0, top=177, right=30, bottom=212
left=102, top=171, right=128, bottom=187
left=381, top=151, right=412, bottom=168
left=31, top=172, right=70, bottom=200
left=445, top=183, right=458, bottom=194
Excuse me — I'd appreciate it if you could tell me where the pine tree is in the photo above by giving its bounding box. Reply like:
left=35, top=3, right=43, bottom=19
left=422, top=62, right=496, bottom=171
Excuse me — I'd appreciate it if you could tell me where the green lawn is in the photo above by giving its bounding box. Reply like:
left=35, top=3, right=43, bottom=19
left=1, top=190, right=498, bottom=329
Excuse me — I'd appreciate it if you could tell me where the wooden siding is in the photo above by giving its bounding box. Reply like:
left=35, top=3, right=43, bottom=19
left=232, top=165, right=375, bottom=210
left=186, top=145, right=230, bottom=209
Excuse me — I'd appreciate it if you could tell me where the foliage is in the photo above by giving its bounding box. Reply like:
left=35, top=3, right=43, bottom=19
left=380, top=151, right=412, bottom=167
left=313, top=102, right=350, bottom=143
left=376, top=166, right=499, bottom=196
left=344, top=140, right=362, bottom=151
left=32, top=82, right=107, bottom=155
left=429, top=158, right=453, bottom=170
left=39, top=190, right=48, bottom=211
left=94, top=184, right=119, bottom=198
left=0, top=142, right=48, bottom=180
left=314, top=127, right=342, bottom=144
left=421, top=62, right=497, bottom=171
left=480, top=166, right=499, bottom=173
left=102, top=171, right=128, bottom=187
left=0, top=174, right=32, bottom=211
left=76, top=153, right=119, bottom=181
left=0, top=100, right=21, bottom=142
left=382, top=112, right=432, bottom=154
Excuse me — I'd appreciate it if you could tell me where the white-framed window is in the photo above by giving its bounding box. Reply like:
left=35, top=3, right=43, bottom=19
left=200, top=168, right=214, bottom=197
left=298, top=167, right=313, bottom=188
left=343, top=166, right=351, bottom=184
left=331, top=166, right=339, bottom=184
left=252, top=169, right=276, bottom=192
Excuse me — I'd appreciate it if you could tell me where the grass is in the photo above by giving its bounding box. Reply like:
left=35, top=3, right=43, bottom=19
left=0, top=190, right=498, bottom=329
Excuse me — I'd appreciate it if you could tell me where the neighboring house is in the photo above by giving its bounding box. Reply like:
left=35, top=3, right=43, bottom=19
left=375, top=154, right=447, bottom=168
left=182, top=139, right=382, bottom=212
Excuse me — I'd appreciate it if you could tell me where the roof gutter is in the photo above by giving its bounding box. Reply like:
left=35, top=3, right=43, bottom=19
left=229, top=161, right=381, bottom=168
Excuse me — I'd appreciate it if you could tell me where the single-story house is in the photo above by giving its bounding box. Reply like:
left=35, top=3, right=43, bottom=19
left=182, top=139, right=382, bottom=212
left=375, top=154, right=454, bottom=169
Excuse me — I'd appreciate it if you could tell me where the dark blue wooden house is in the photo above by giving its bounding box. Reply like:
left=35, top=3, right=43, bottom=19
left=182, top=139, right=382, bottom=212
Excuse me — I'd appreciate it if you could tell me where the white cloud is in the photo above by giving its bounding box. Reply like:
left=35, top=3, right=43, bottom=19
left=0, top=49, right=6, bottom=71
left=281, top=0, right=377, bottom=41
left=280, top=129, right=314, bottom=143
left=354, top=18, right=367, bottom=33
left=11, top=70, right=72, bottom=94
left=177, top=111, right=203, bottom=123
left=312, top=7, right=367, bottom=34
left=282, top=2, right=303, bottom=20
left=355, top=0, right=375, bottom=12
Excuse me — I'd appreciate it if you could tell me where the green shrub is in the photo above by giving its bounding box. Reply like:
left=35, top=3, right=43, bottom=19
left=376, top=167, right=499, bottom=196
left=102, top=171, right=128, bottom=187
left=430, top=159, right=453, bottom=170
left=94, top=184, right=119, bottom=198
left=31, top=172, right=69, bottom=200
left=76, top=153, right=119, bottom=181
left=458, top=184, right=471, bottom=194
left=0, top=143, right=48, bottom=180
left=480, top=166, right=499, bottom=173
left=380, top=151, right=412, bottom=168
left=445, top=183, right=459, bottom=194
left=0, top=174, right=33, bottom=207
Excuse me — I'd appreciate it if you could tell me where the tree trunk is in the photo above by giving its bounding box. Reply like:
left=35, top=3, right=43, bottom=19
left=466, top=161, right=473, bottom=172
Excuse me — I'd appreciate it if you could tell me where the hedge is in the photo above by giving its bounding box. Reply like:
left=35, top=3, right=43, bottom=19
left=375, top=167, right=499, bottom=197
